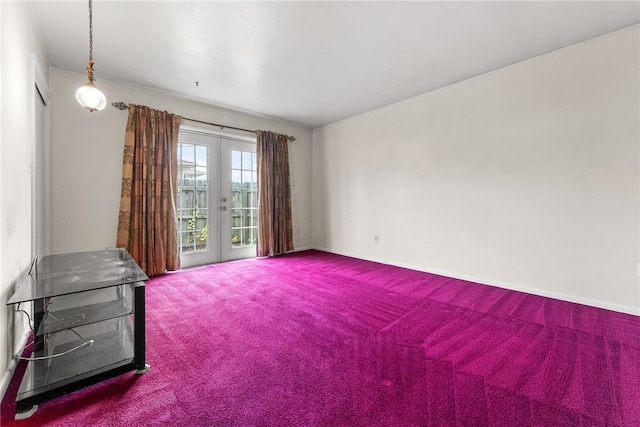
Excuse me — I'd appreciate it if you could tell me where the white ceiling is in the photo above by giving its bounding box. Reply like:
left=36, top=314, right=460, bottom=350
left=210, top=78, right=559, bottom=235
left=30, top=1, right=640, bottom=129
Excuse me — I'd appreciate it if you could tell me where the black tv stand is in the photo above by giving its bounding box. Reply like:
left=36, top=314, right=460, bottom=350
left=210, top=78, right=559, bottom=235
left=6, top=249, right=149, bottom=419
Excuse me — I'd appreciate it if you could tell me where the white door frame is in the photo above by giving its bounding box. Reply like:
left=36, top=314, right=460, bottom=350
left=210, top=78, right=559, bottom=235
left=220, top=137, right=258, bottom=261
left=177, top=130, right=221, bottom=268
left=178, top=124, right=257, bottom=268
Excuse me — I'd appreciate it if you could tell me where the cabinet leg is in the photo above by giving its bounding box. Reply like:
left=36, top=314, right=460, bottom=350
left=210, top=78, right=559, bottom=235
left=15, top=405, right=38, bottom=420
left=135, top=363, right=151, bottom=374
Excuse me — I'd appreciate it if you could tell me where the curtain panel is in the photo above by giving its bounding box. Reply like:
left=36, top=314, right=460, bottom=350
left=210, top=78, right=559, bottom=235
left=116, top=104, right=182, bottom=276
left=256, top=131, right=294, bottom=257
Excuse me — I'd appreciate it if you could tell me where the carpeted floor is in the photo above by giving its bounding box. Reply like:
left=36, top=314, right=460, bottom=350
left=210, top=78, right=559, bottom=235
left=2, top=249, right=639, bottom=426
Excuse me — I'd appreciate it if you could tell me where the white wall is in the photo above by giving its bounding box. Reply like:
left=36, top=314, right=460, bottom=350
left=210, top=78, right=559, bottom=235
left=312, top=25, right=640, bottom=314
left=0, top=1, right=50, bottom=396
left=49, top=67, right=313, bottom=255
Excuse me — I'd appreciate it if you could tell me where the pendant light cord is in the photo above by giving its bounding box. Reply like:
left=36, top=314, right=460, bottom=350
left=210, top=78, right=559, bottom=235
left=76, top=0, right=106, bottom=112
left=87, top=0, right=95, bottom=83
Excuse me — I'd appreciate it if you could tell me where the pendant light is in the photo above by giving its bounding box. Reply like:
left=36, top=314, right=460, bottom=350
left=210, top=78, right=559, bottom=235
left=76, top=0, right=106, bottom=112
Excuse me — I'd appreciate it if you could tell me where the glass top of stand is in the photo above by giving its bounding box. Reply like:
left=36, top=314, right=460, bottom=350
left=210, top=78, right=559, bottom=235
left=7, top=249, right=148, bottom=304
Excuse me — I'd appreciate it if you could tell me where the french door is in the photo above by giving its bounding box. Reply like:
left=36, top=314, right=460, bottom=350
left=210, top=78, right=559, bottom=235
left=177, top=130, right=257, bottom=268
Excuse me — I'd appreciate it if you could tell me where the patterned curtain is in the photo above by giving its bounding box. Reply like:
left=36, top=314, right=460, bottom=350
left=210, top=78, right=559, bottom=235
left=256, top=130, right=294, bottom=257
left=116, top=104, right=182, bottom=276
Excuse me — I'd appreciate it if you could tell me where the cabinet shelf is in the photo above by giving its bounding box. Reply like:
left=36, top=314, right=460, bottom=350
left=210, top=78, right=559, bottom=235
left=36, top=284, right=134, bottom=336
left=20, top=320, right=135, bottom=395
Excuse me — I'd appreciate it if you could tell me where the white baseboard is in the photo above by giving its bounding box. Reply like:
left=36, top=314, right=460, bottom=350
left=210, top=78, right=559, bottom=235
left=311, top=246, right=640, bottom=316
left=0, top=330, right=30, bottom=402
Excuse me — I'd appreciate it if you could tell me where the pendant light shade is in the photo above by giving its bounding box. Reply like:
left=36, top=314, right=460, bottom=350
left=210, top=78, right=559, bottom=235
left=76, top=75, right=106, bottom=112
left=77, top=0, right=106, bottom=112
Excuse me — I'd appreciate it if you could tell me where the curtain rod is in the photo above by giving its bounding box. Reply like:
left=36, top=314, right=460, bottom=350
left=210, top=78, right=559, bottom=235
left=111, top=102, right=296, bottom=142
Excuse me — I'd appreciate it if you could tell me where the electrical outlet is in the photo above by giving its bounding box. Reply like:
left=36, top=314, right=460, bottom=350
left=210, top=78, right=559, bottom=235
left=374, top=235, right=379, bottom=243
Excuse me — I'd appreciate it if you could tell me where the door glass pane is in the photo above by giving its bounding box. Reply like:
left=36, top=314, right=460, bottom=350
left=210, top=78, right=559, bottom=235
left=178, top=142, right=209, bottom=254
left=232, top=150, right=242, bottom=169
left=232, top=170, right=242, bottom=190
left=232, top=190, right=242, bottom=209
left=231, top=209, right=242, bottom=227
left=242, top=151, right=252, bottom=169
left=230, top=149, right=258, bottom=248
left=231, top=228, right=241, bottom=247
left=242, top=170, right=252, bottom=186
left=242, top=228, right=252, bottom=246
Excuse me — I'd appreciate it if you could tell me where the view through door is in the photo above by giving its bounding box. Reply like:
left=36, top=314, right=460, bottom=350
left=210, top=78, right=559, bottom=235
left=177, top=130, right=257, bottom=268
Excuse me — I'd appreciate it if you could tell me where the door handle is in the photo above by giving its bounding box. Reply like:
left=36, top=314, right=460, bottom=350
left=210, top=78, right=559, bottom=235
left=220, top=206, right=228, bottom=211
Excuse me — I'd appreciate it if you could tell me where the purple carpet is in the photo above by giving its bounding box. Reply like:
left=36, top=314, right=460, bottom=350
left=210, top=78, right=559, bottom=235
left=2, top=250, right=639, bottom=426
